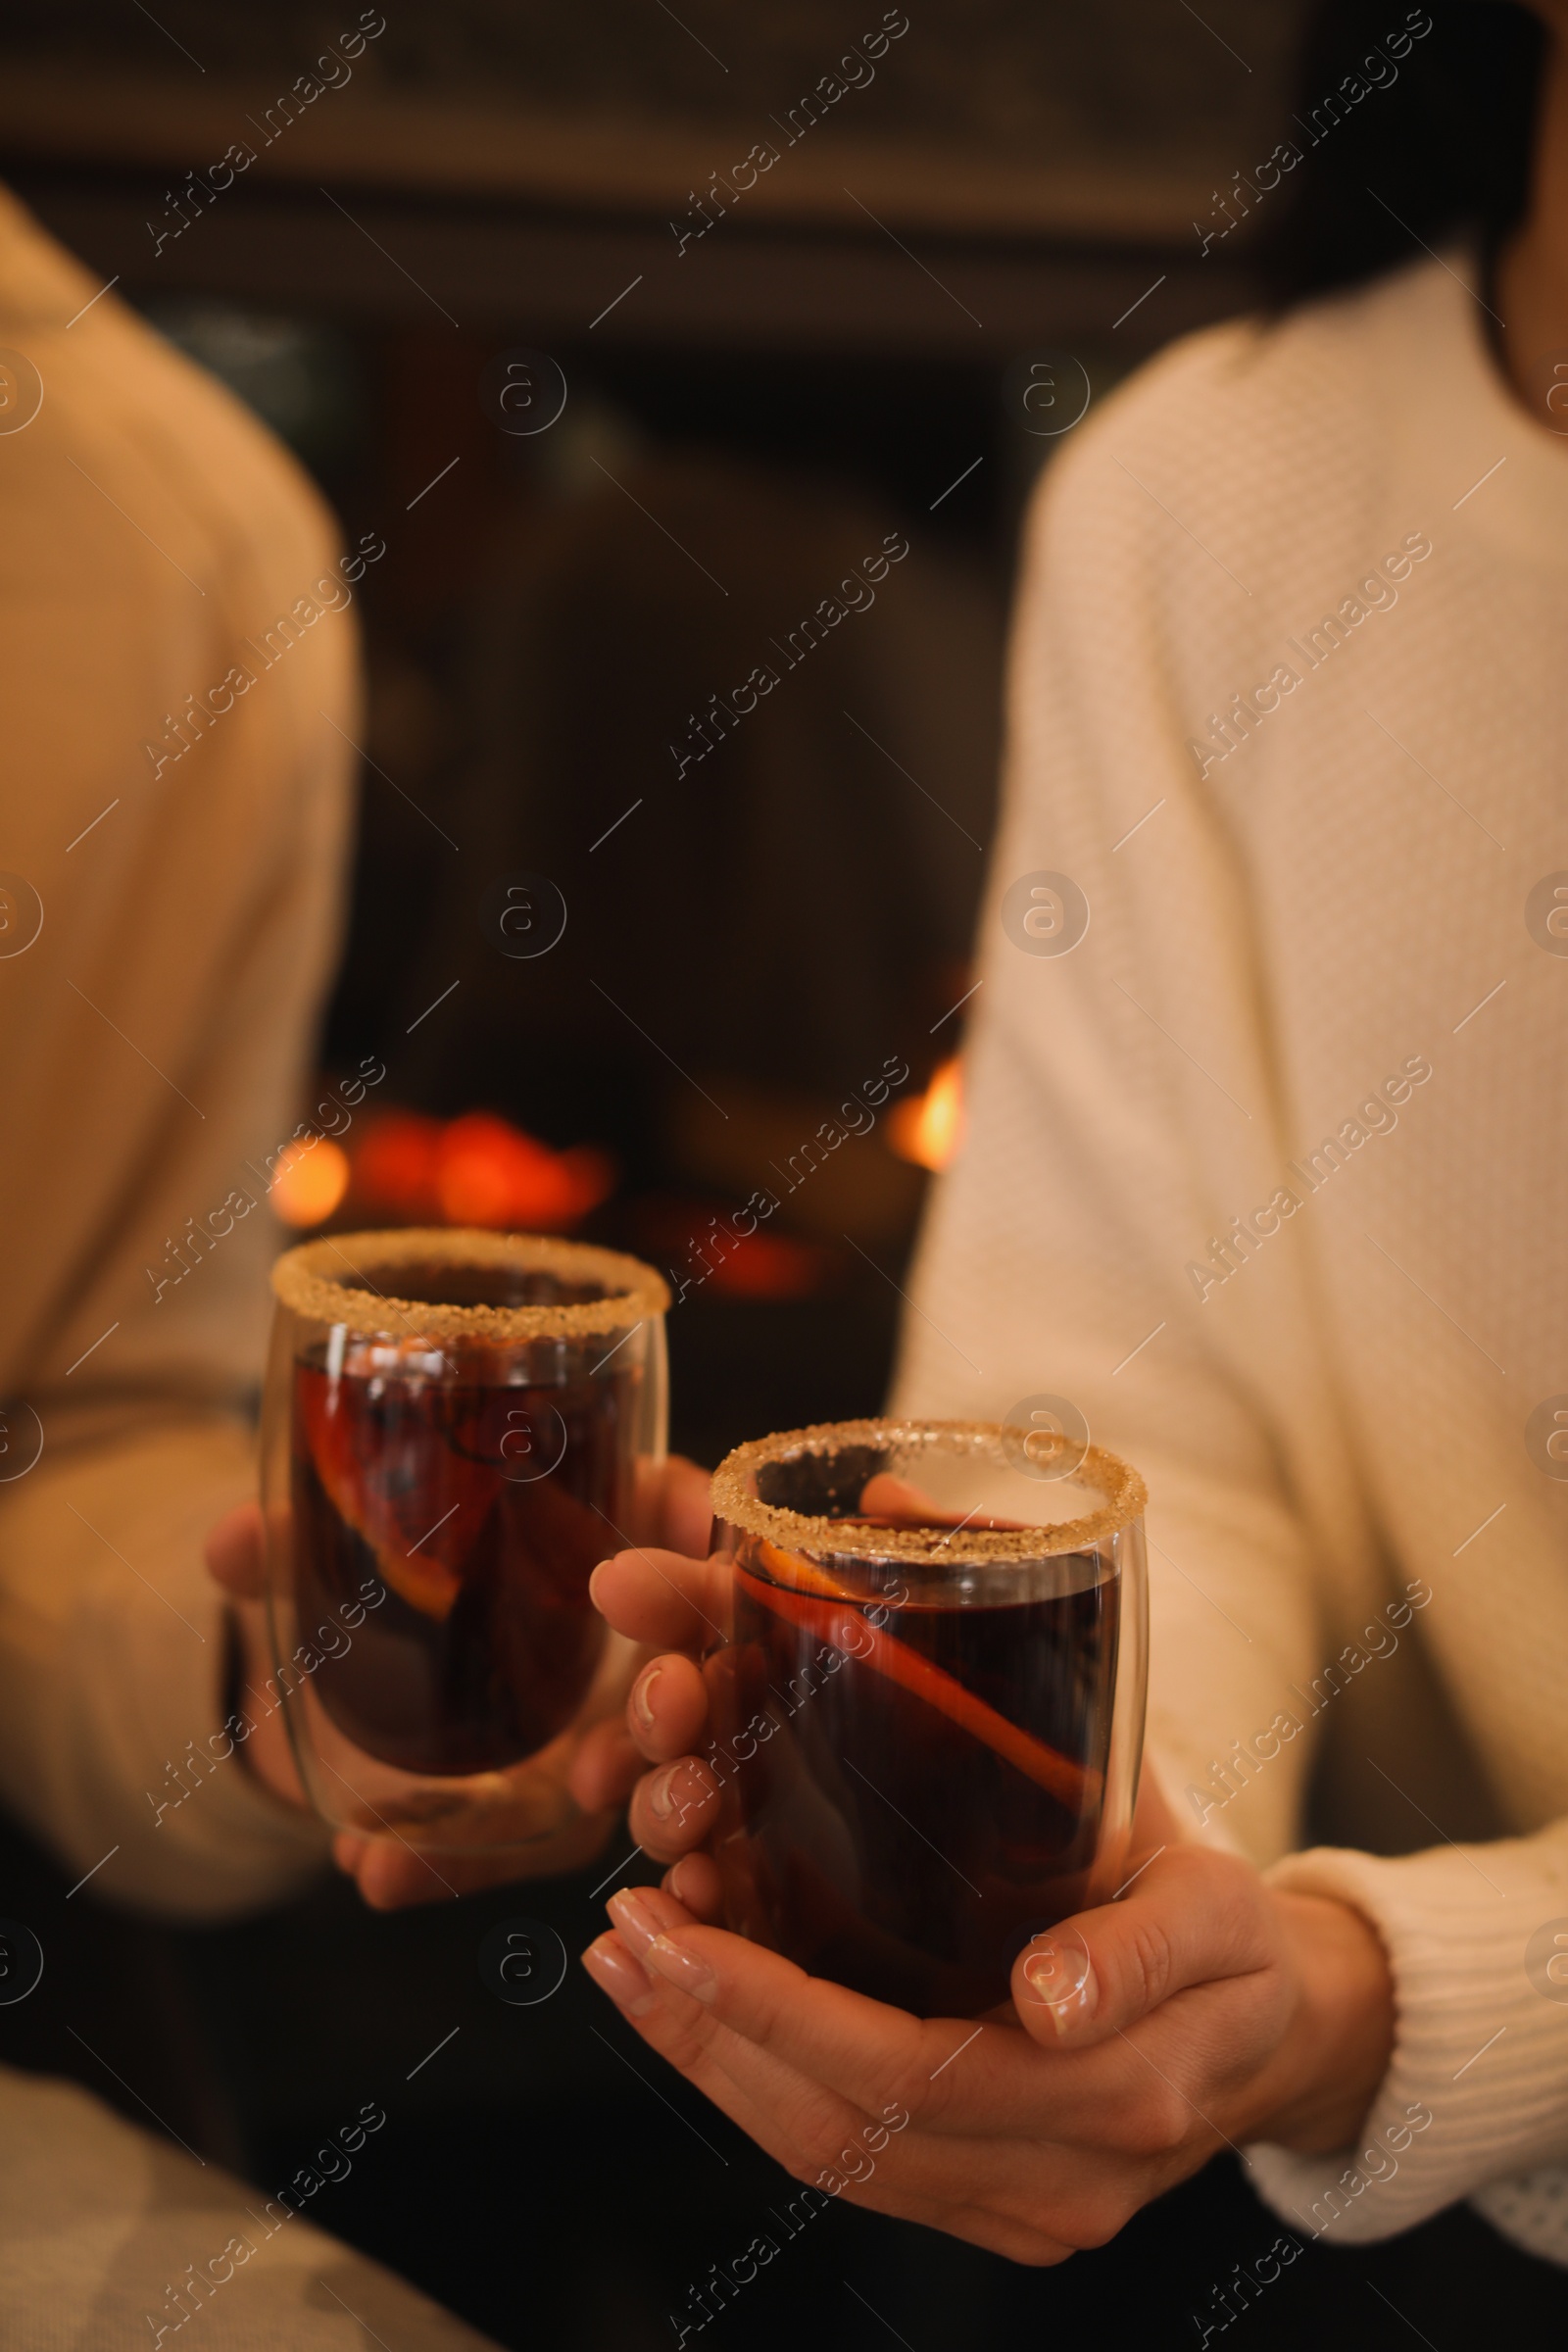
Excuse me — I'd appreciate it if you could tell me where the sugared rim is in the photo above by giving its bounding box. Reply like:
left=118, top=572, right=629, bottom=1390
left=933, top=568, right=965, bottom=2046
left=270, top=1227, right=669, bottom=1342
left=710, top=1416, right=1147, bottom=1559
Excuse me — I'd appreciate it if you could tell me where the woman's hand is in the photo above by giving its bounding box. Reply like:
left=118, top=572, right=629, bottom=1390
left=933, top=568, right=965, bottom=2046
left=583, top=1541, right=1397, bottom=2261
left=202, top=1456, right=712, bottom=1909
left=583, top=1544, right=731, bottom=1879
left=581, top=1804, right=1396, bottom=2262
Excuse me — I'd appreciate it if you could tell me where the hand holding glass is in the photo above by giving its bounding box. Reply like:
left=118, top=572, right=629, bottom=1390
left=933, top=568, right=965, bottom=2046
left=261, top=1229, right=667, bottom=1854
left=606, top=1416, right=1148, bottom=2018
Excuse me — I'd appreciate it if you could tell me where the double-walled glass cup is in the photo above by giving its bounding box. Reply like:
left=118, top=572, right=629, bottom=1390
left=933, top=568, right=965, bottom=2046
left=261, top=1229, right=667, bottom=1852
left=705, top=1418, right=1148, bottom=2017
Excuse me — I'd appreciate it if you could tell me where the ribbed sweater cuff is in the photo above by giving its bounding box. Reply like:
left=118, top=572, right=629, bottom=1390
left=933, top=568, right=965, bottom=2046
left=1244, top=1832, right=1568, bottom=2263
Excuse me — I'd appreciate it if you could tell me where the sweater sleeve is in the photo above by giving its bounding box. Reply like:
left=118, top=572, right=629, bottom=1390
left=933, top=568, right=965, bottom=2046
left=0, top=191, right=358, bottom=1915
left=890, top=349, right=1383, bottom=1875
left=890, top=334, right=1568, bottom=2249
left=1245, top=1830, right=1568, bottom=2256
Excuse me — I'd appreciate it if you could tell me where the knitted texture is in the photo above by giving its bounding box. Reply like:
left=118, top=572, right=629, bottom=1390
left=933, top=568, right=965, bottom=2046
left=892, top=253, right=1568, bottom=2256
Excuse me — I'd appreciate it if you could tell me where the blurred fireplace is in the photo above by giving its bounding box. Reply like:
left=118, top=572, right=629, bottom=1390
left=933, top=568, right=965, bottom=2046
left=0, top=1, right=1269, bottom=1456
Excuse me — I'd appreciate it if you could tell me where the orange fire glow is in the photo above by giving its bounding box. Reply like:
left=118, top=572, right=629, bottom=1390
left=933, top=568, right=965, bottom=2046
left=346, top=1107, right=613, bottom=1233
left=435, top=1113, right=613, bottom=1232
left=698, top=1227, right=827, bottom=1299
left=351, top=1110, right=442, bottom=1218
left=630, top=1198, right=831, bottom=1301
left=270, top=1137, right=351, bottom=1227
left=888, top=1058, right=964, bottom=1172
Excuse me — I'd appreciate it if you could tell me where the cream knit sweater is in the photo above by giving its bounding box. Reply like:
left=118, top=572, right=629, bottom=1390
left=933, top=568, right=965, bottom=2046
left=0, top=189, right=349, bottom=1915
left=893, top=252, right=1568, bottom=2264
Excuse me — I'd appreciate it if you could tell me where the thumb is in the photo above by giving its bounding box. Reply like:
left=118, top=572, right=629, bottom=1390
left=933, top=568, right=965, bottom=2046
left=1128, top=1757, right=1183, bottom=1848
left=656, top=1455, right=717, bottom=1559
left=204, top=1501, right=267, bottom=1599
left=1011, top=1842, right=1267, bottom=2051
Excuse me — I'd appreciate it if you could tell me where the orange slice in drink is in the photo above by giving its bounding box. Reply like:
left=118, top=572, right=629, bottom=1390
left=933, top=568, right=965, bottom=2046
left=745, top=1538, right=1099, bottom=1812
left=297, top=1365, right=499, bottom=1620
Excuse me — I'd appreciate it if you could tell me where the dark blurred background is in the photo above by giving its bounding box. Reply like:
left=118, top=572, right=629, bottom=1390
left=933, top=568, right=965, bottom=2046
left=0, top=0, right=1297, bottom=1466
left=17, top=7, right=1534, bottom=2348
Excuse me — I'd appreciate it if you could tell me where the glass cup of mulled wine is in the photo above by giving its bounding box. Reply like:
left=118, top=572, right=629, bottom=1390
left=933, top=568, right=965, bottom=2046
left=703, top=1417, right=1148, bottom=2017
left=261, top=1228, right=668, bottom=1851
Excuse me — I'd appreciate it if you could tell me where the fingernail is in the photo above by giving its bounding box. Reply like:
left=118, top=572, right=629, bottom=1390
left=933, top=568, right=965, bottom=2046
left=607, top=1886, right=661, bottom=1953
left=643, top=1933, right=716, bottom=2002
left=1023, top=1942, right=1095, bottom=2031
left=631, top=1664, right=662, bottom=1735
left=664, top=1856, right=702, bottom=1909
left=648, top=1763, right=682, bottom=1820
left=581, top=1933, right=658, bottom=2017
left=588, top=1562, right=614, bottom=1607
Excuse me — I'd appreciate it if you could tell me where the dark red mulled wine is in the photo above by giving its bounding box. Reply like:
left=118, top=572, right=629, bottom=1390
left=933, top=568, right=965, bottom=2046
left=290, top=1349, right=636, bottom=1777
left=713, top=1523, right=1124, bottom=2016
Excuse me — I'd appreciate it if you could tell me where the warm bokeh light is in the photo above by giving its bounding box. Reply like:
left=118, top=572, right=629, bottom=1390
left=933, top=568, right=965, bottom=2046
left=351, top=1110, right=443, bottom=1218
left=888, top=1057, right=964, bottom=1171
left=270, top=1136, right=351, bottom=1227
left=704, top=1227, right=828, bottom=1299
left=628, top=1198, right=832, bottom=1300
left=434, top=1113, right=614, bottom=1232
left=346, top=1106, right=614, bottom=1232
